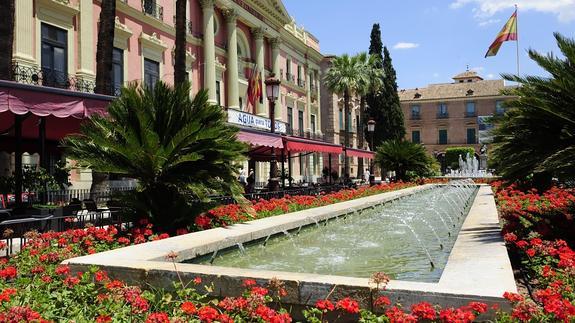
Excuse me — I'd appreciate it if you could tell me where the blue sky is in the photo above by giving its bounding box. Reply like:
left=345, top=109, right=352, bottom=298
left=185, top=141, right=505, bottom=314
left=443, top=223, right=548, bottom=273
left=283, top=0, right=575, bottom=89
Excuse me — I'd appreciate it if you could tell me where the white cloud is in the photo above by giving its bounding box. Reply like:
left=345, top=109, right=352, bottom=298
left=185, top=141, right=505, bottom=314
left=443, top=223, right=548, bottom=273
left=478, top=18, right=501, bottom=27
left=450, top=0, right=575, bottom=23
left=393, top=42, right=420, bottom=50
left=487, top=73, right=495, bottom=79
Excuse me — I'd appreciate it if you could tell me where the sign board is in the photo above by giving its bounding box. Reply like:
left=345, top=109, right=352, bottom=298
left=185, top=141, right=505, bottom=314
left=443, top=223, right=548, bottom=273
left=478, top=115, right=495, bottom=144
left=227, top=109, right=287, bottom=134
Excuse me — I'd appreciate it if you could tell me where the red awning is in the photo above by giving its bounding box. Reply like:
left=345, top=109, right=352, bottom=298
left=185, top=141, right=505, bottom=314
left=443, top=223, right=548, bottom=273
left=346, top=147, right=376, bottom=159
left=237, top=129, right=283, bottom=148
left=0, top=80, right=112, bottom=119
left=283, top=136, right=343, bottom=154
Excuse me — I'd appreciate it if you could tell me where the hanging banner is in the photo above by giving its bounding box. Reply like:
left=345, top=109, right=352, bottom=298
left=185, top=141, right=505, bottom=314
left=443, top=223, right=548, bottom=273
left=227, top=109, right=287, bottom=134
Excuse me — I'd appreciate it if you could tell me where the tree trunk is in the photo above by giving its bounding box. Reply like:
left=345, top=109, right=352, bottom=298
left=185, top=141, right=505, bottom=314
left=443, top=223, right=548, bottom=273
left=0, top=0, right=15, bottom=80
left=174, top=0, right=187, bottom=85
left=343, top=90, right=350, bottom=177
left=358, top=96, right=365, bottom=179
left=95, top=0, right=116, bottom=95
left=92, top=0, right=116, bottom=195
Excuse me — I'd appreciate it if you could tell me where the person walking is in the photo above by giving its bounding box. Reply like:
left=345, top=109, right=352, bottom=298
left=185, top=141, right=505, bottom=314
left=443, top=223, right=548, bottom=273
left=364, top=168, right=370, bottom=184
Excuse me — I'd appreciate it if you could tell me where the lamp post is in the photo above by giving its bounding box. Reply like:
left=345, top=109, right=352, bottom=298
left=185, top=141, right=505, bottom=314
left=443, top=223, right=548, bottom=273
left=265, top=74, right=281, bottom=192
left=367, top=119, right=376, bottom=186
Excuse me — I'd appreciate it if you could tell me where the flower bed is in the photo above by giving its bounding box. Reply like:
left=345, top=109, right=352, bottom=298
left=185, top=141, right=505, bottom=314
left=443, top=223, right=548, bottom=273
left=493, top=182, right=575, bottom=322
left=193, top=182, right=414, bottom=230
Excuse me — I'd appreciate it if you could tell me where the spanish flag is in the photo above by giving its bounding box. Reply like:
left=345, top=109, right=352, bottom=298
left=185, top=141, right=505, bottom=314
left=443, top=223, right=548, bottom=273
left=485, top=10, right=518, bottom=57
left=247, top=65, right=262, bottom=112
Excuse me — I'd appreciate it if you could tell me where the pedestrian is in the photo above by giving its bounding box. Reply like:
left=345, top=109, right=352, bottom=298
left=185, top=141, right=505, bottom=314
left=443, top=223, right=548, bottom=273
left=238, top=168, right=247, bottom=186
left=364, top=168, right=370, bottom=184
left=246, top=169, right=255, bottom=193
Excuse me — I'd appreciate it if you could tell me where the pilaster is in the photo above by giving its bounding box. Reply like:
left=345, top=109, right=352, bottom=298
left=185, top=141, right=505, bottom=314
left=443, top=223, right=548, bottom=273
left=77, top=0, right=95, bottom=81
left=224, top=9, right=239, bottom=109
left=200, top=0, right=217, bottom=103
left=270, top=37, right=282, bottom=120
left=13, top=0, right=36, bottom=66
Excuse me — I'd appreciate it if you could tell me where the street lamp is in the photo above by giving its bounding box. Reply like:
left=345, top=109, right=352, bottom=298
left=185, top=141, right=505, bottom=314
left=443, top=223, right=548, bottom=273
left=265, top=74, right=281, bottom=192
left=367, top=119, right=376, bottom=186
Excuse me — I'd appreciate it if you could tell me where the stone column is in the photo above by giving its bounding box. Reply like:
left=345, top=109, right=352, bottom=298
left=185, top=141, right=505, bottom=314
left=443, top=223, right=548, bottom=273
left=77, top=0, right=95, bottom=80
left=13, top=0, right=35, bottom=67
left=200, top=0, right=217, bottom=103
left=224, top=9, right=239, bottom=110
left=252, top=27, right=266, bottom=116
left=270, top=37, right=282, bottom=120
left=316, top=70, right=322, bottom=133
left=305, top=65, right=312, bottom=133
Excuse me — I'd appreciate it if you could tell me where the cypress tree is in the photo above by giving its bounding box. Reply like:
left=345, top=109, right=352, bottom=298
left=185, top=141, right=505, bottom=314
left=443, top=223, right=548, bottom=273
left=366, top=24, right=406, bottom=149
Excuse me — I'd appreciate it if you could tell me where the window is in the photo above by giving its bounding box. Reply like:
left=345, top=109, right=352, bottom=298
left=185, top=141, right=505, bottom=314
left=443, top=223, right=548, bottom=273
left=299, top=153, right=304, bottom=175
left=438, top=129, right=448, bottom=144
left=411, top=105, right=421, bottom=119
left=495, top=100, right=505, bottom=116
left=466, top=102, right=476, bottom=117
left=467, top=128, right=477, bottom=144
left=239, top=97, right=243, bottom=110
left=347, top=111, right=352, bottom=132
left=287, top=107, right=293, bottom=134
left=286, top=58, right=291, bottom=80
left=310, top=115, right=316, bottom=134
left=41, top=23, right=68, bottom=88
left=112, top=48, right=124, bottom=96
left=298, top=110, right=304, bottom=136
left=297, top=65, right=302, bottom=82
left=437, top=103, right=448, bottom=118
left=412, top=130, right=421, bottom=144
left=143, top=58, right=160, bottom=90
left=215, top=81, right=221, bottom=106
left=339, top=109, right=343, bottom=130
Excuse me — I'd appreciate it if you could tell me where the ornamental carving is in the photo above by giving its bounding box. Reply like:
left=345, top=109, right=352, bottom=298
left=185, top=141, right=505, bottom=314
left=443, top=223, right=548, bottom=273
left=199, top=0, right=216, bottom=9
left=222, top=9, right=238, bottom=23
left=251, top=27, right=265, bottom=40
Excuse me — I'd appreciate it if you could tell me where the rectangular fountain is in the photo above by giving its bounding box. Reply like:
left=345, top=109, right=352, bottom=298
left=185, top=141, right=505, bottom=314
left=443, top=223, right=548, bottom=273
left=63, top=183, right=517, bottom=314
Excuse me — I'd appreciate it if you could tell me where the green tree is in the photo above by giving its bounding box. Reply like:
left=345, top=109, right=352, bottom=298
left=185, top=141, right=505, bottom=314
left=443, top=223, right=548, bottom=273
left=366, top=24, right=406, bottom=147
left=375, top=140, right=437, bottom=181
left=445, top=147, right=476, bottom=170
left=490, top=33, right=575, bottom=187
left=63, top=82, right=247, bottom=232
left=0, top=0, right=14, bottom=80
left=324, top=53, right=380, bottom=175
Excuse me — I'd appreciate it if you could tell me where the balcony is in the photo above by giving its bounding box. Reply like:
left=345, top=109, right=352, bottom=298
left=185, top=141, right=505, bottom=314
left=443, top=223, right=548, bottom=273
left=142, top=0, right=163, bottom=21
left=297, top=78, right=305, bottom=88
left=285, top=73, right=295, bottom=83
left=465, top=111, right=477, bottom=118
left=173, top=16, right=193, bottom=34
left=12, top=63, right=95, bottom=94
left=411, top=113, right=421, bottom=120
left=437, top=112, right=449, bottom=119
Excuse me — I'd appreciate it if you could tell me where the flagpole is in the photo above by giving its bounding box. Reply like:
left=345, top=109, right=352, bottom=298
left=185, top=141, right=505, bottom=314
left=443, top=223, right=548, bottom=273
left=515, top=4, right=520, bottom=76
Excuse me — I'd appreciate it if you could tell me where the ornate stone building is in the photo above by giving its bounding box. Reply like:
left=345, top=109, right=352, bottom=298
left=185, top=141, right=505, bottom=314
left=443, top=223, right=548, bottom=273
left=4, top=0, right=328, bottom=187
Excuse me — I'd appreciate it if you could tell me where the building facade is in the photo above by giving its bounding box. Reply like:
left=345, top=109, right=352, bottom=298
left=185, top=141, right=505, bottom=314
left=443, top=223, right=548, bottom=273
left=5, top=0, right=326, bottom=187
left=399, top=70, right=513, bottom=170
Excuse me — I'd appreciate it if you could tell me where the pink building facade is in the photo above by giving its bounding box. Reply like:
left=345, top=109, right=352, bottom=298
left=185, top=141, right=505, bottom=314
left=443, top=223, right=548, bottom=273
left=9, top=0, right=326, bottom=187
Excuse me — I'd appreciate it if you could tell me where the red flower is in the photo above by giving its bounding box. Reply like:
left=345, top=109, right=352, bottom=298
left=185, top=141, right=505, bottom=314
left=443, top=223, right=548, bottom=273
left=315, top=299, right=335, bottom=311
left=195, top=215, right=212, bottom=229
left=411, top=301, right=436, bottom=320
left=198, top=306, right=219, bottom=322
left=374, top=296, right=391, bottom=308
left=146, top=312, right=170, bottom=323
left=0, top=288, right=17, bottom=303
left=243, top=279, right=257, bottom=287
left=105, top=280, right=124, bottom=290
left=467, top=302, right=487, bottom=314
left=94, top=270, right=108, bottom=282
left=55, top=265, right=70, bottom=276
left=117, top=237, right=130, bottom=245
left=181, top=301, right=197, bottom=315
left=0, top=266, right=17, bottom=280
left=503, top=291, right=524, bottom=303
left=96, top=315, right=112, bottom=323
left=193, top=276, right=202, bottom=284
left=526, top=248, right=536, bottom=257
left=336, top=297, right=359, bottom=314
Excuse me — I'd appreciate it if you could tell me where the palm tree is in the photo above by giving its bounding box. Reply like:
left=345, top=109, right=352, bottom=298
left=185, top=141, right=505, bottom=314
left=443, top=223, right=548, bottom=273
left=92, top=0, right=116, bottom=194
left=491, top=33, right=575, bottom=188
left=375, top=140, right=437, bottom=181
left=63, top=82, right=247, bottom=232
left=355, top=53, right=383, bottom=178
left=324, top=53, right=376, bottom=176
left=174, top=0, right=187, bottom=85
left=0, top=0, right=15, bottom=80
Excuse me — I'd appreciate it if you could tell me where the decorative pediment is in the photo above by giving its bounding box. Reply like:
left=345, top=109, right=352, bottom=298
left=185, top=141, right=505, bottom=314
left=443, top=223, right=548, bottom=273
left=139, top=32, right=168, bottom=52
left=114, top=17, right=133, bottom=50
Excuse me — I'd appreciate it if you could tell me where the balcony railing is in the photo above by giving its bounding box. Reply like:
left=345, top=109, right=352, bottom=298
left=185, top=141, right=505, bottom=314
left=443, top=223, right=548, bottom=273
left=437, top=112, right=449, bottom=119
left=297, top=78, right=305, bottom=88
left=173, top=16, right=193, bottom=34
left=12, top=63, right=95, bottom=94
left=142, top=0, right=163, bottom=21
left=411, top=113, right=421, bottom=120
left=465, top=111, right=477, bottom=118
left=285, top=73, right=295, bottom=83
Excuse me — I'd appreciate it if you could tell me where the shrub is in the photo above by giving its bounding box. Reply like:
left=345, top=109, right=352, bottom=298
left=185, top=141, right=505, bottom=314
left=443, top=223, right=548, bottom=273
left=445, top=147, right=476, bottom=170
